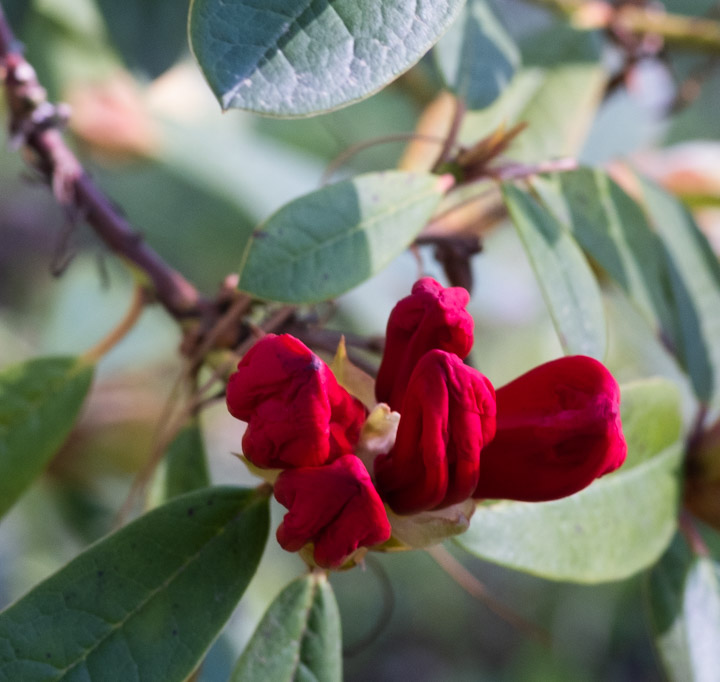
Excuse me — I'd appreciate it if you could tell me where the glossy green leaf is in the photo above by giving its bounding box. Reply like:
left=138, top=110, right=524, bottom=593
left=434, top=0, right=520, bottom=110
left=457, top=378, right=684, bottom=582
left=188, top=0, right=465, bottom=116
left=459, top=23, right=606, bottom=163
left=640, top=178, right=720, bottom=411
left=237, top=171, right=451, bottom=303
left=0, top=486, right=269, bottom=682
left=531, top=169, right=677, bottom=341
left=618, top=378, right=684, bottom=469
left=0, top=356, right=94, bottom=520
left=230, top=573, right=341, bottom=682
left=502, top=182, right=607, bottom=359
left=648, top=535, right=720, bottom=682
left=152, top=420, right=211, bottom=504
left=603, top=289, right=698, bottom=430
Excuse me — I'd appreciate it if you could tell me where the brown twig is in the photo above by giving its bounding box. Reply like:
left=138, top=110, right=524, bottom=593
left=0, top=4, right=204, bottom=319
left=416, top=235, right=483, bottom=291
left=184, top=293, right=252, bottom=370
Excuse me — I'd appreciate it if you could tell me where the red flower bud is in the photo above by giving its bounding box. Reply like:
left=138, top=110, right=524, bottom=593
left=226, top=334, right=367, bottom=469
left=376, top=277, right=474, bottom=410
left=275, top=455, right=392, bottom=568
left=473, top=356, right=627, bottom=502
left=375, top=350, right=496, bottom=515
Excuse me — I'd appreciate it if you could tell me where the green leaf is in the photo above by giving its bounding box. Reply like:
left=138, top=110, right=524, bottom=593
left=531, top=169, right=677, bottom=341
left=434, top=0, right=520, bottom=110
left=230, top=573, right=341, bottom=682
left=639, top=178, right=720, bottom=411
left=502, top=182, right=607, bottom=360
left=459, top=23, right=606, bottom=163
left=151, top=420, right=211, bottom=504
left=457, top=378, right=684, bottom=582
left=648, top=535, right=720, bottom=682
left=188, top=0, right=465, bottom=116
left=237, top=171, right=451, bottom=303
left=603, top=289, right=698, bottom=430
left=619, top=378, right=684, bottom=469
left=0, top=356, right=94, bottom=520
left=0, top=486, right=269, bottom=682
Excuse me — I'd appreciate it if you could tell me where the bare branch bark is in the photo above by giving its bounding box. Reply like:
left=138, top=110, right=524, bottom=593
left=0, top=4, right=204, bottom=319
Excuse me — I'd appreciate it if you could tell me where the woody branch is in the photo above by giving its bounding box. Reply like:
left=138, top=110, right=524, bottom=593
left=0, top=3, right=204, bottom=320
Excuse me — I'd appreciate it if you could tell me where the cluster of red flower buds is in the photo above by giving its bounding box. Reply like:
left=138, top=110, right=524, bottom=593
left=226, top=278, right=627, bottom=569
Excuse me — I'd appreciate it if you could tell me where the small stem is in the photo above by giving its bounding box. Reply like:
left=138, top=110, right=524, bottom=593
left=321, top=133, right=449, bottom=185
left=432, top=96, right=466, bottom=170
left=186, top=294, right=252, bottom=371
left=82, top=285, right=146, bottom=363
left=196, top=353, right=240, bottom=396
left=425, top=544, right=551, bottom=646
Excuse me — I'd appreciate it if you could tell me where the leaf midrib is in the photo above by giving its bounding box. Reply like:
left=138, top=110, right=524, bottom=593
left=237, top=174, right=440, bottom=285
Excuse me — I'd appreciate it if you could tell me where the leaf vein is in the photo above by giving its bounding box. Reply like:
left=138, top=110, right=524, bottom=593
left=49, top=511, right=243, bottom=680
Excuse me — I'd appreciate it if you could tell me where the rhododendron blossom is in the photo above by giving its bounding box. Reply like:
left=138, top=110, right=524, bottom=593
left=225, top=278, right=627, bottom=568
left=473, top=355, right=626, bottom=502
left=274, top=455, right=392, bottom=569
left=375, top=277, right=474, bottom=411
left=226, top=334, right=366, bottom=469
left=374, top=349, right=496, bottom=515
